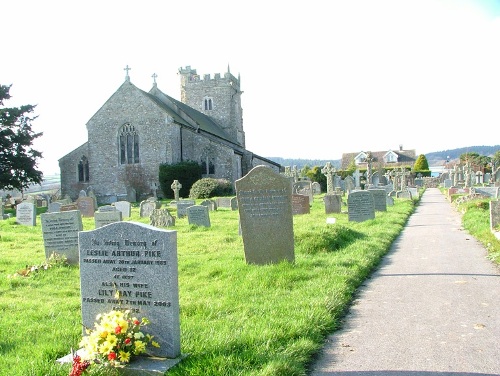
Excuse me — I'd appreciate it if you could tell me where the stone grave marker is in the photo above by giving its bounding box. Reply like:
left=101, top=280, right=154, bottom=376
left=347, top=190, right=375, bottom=222
left=368, top=188, right=387, bottom=211
left=292, top=181, right=313, bottom=204
left=61, top=203, right=79, bottom=212
left=40, top=210, right=83, bottom=264
left=312, top=182, right=321, bottom=195
left=171, top=180, right=182, bottom=202
left=176, top=200, right=195, bottom=218
left=235, top=165, right=294, bottom=265
left=16, top=202, right=36, bottom=226
left=98, top=205, right=116, bottom=212
left=78, top=221, right=181, bottom=359
left=490, top=200, right=500, bottom=232
left=187, top=205, right=211, bottom=227
left=76, top=196, right=96, bottom=217
left=150, top=208, right=176, bottom=227
left=94, top=210, right=122, bottom=229
left=216, top=197, right=238, bottom=210
left=386, top=195, right=394, bottom=207
left=291, top=194, right=310, bottom=215
left=323, top=194, right=342, bottom=214
left=200, top=199, right=217, bottom=211
left=48, top=202, right=62, bottom=213
left=140, top=198, right=160, bottom=218
left=113, top=200, right=132, bottom=218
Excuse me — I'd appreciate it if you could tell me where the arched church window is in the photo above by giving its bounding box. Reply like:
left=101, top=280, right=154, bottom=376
left=203, top=97, right=213, bottom=111
left=78, top=156, right=90, bottom=182
left=201, top=156, right=215, bottom=175
left=119, top=123, right=140, bottom=164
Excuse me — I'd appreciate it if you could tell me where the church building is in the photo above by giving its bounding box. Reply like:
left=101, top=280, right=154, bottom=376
left=59, top=66, right=281, bottom=204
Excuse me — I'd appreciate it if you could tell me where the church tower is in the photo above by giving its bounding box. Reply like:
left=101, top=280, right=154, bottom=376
left=178, top=66, right=245, bottom=147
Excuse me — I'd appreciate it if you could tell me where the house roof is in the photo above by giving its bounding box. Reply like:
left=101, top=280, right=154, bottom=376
left=341, top=149, right=417, bottom=170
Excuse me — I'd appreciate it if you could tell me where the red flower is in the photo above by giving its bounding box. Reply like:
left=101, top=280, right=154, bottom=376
left=108, top=352, right=117, bottom=361
left=115, top=325, right=122, bottom=334
left=134, top=319, right=140, bottom=326
left=125, top=338, right=131, bottom=345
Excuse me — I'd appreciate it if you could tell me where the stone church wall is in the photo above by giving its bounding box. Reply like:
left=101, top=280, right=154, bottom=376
left=59, top=142, right=90, bottom=200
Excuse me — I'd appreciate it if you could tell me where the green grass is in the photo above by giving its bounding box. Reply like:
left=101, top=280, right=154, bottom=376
left=0, top=189, right=497, bottom=375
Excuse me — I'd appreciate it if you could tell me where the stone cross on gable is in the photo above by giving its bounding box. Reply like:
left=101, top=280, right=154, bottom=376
left=150, top=181, right=158, bottom=199
left=321, top=162, right=336, bottom=194
left=124, top=65, right=131, bottom=80
left=170, top=180, right=182, bottom=202
left=152, top=73, right=158, bottom=84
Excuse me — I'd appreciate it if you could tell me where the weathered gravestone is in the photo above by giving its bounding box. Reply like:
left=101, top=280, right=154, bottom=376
left=150, top=208, right=176, bottom=227
left=61, top=203, right=79, bottom=212
left=187, top=205, right=211, bottom=227
left=78, top=222, right=181, bottom=362
left=347, top=190, right=375, bottom=222
left=292, top=181, right=313, bottom=204
left=368, top=188, right=387, bottom=211
left=140, top=198, right=160, bottom=218
left=94, top=211, right=122, bottom=229
left=40, top=210, right=83, bottom=264
left=76, top=196, right=96, bottom=217
left=98, top=205, right=116, bottom=212
left=48, top=202, right=62, bottom=213
left=16, top=202, right=36, bottom=226
left=312, top=182, right=321, bottom=195
left=113, top=200, right=132, bottom=218
left=216, top=197, right=237, bottom=210
left=291, top=194, right=310, bottom=215
left=235, top=165, right=294, bottom=265
left=176, top=200, right=196, bottom=218
left=323, top=194, right=342, bottom=214
left=200, top=199, right=217, bottom=211
left=490, top=200, right=500, bottom=233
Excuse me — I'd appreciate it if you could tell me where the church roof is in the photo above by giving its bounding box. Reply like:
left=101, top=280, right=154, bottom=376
left=143, top=86, right=240, bottom=146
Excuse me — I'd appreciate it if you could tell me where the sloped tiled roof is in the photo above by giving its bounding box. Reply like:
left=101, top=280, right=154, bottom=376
left=341, top=149, right=417, bottom=170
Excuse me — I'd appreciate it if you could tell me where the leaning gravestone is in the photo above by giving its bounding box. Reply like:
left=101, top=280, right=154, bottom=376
left=40, top=210, right=83, bottom=264
left=235, top=165, right=294, bottom=265
left=150, top=208, right=175, bottom=227
left=347, top=190, right=375, bottom=222
left=187, top=205, right=211, bottom=227
left=78, top=222, right=181, bottom=363
left=323, top=194, right=342, bottom=214
left=16, top=202, right=36, bottom=226
left=76, top=196, right=95, bottom=217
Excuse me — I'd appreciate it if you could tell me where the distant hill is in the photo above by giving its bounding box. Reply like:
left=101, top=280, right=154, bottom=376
left=268, top=145, right=500, bottom=169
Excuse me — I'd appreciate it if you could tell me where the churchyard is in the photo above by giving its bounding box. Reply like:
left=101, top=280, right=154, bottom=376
left=0, top=180, right=499, bottom=375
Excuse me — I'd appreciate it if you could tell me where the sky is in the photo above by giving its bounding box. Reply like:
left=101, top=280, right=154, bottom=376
left=2, top=0, right=500, bottom=175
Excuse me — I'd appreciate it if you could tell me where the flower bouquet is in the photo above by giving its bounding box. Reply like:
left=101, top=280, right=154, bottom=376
left=70, top=309, right=159, bottom=375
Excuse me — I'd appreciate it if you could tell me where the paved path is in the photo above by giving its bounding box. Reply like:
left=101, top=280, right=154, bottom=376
left=308, top=188, right=500, bottom=376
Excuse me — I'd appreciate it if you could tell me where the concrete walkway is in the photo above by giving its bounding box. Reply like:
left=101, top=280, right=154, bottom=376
left=308, top=188, right=500, bottom=376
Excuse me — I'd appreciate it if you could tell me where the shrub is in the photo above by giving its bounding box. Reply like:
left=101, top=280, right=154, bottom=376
left=159, top=161, right=202, bottom=199
left=189, top=178, right=234, bottom=199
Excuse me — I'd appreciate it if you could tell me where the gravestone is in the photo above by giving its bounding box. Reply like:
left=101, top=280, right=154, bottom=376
left=323, top=194, right=342, bottom=214
left=407, top=187, right=419, bottom=199
left=78, top=222, right=181, bottom=359
left=235, top=165, right=294, bottom=265
left=490, top=200, right=500, bottom=232
left=76, top=196, right=96, bottom=217
left=386, top=195, right=394, bottom=207
left=94, top=211, right=122, bottom=229
left=40, top=210, right=83, bottom=264
left=312, top=182, right=321, bottom=195
left=187, top=205, right=211, bottom=227
left=48, top=202, right=62, bottom=213
left=176, top=200, right=196, bottom=218
left=200, top=199, right=217, bottom=211
left=292, top=181, right=313, bottom=204
left=150, top=208, right=176, bottom=227
left=113, top=200, right=132, bottom=218
left=216, top=197, right=237, bottom=210
left=16, top=202, right=36, bottom=226
left=347, top=190, right=375, bottom=222
left=98, top=205, right=116, bottom=212
left=368, top=188, right=387, bottom=211
left=140, top=198, right=160, bottom=218
left=61, top=203, right=79, bottom=212
left=170, top=180, right=182, bottom=202
left=291, top=194, right=310, bottom=215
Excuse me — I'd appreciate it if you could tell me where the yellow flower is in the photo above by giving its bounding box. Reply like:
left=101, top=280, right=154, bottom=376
left=133, top=340, right=146, bottom=354
left=152, top=340, right=160, bottom=348
left=99, top=341, right=113, bottom=355
left=106, top=333, right=118, bottom=348
left=118, top=350, right=131, bottom=363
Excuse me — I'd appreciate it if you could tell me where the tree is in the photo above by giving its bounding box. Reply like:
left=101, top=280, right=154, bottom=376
left=460, top=152, right=491, bottom=171
left=0, top=84, right=43, bottom=191
left=413, top=154, right=430, bottom=172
